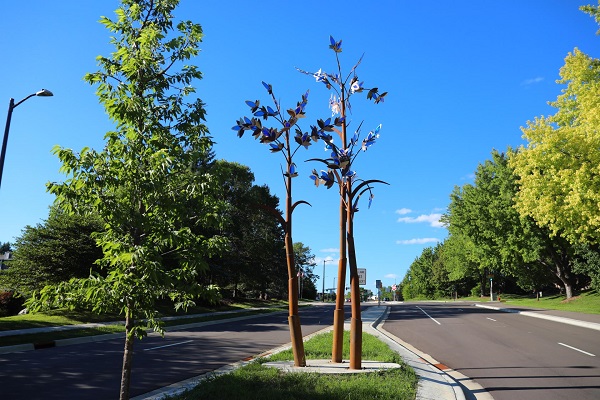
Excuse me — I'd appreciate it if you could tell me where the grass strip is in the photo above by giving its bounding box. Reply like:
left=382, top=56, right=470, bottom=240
left=171, top=331, right=418, bottom=400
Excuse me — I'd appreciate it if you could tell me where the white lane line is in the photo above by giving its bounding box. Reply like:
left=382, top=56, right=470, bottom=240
left=558, top=342, right=596, bottom=357
left=487, top=317, right=497, bottom=322
left=144, top=340, right=193, bottom=352
left=416, top=306, right=441, bottom=325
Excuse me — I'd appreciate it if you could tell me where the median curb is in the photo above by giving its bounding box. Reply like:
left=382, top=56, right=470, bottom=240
left=474, top=303, right=600, bottom=331
left=135, top=305, right=466, bottom=400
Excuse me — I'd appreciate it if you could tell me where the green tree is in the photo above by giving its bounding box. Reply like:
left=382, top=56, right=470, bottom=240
left=293, top=242, right=317, bottom=299
left=204, top=160, right=288, bottom=299
left=0, top=208, right=103, bottom=296
left=447, top=150, right=577, bottom=298
left=0, top=242, right=11, bottom=253
left=401, top=247, right=437, bottom=300
left=27, top=2, right=227, bottom=399
left=437, top=234, right=481, bottom=297
left=510, top=5, right=600, bottom=245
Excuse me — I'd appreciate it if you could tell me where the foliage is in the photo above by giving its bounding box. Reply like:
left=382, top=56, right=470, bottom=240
left=509, top=15, right=600, bottom=244
left=205, top=160, right=287, bottom=299
left=0, top=242, right=11, bottom=253
left=571, top=243, right=600, bottom=292
left=401, top=246, right=439, bottom=300
left=0, top=207, right=103, bottom=297
left=294, top=242, right=318, bottom=299
left=446, top=149, right=578, bottom=298
left=26, top=1, right=227, bottom=398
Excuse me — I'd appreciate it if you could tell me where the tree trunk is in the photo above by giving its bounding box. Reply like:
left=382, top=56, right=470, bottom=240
left=119, top=305, right=135, bottom=400
left=543, top=239, right=576, bottom=300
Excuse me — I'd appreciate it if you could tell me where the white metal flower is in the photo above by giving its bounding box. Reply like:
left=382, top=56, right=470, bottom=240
left=314, top=68, right=325, bottom=82
left=350, top=80, right=363, bottom=94
left=329, top=94, right=340, bottom=116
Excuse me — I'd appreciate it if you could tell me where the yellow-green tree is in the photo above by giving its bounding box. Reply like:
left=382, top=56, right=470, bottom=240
left=510, top=4, right=600, bottom=246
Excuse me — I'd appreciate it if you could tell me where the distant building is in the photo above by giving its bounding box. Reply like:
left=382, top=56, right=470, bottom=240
left=0, top=252, right=12, bottom=270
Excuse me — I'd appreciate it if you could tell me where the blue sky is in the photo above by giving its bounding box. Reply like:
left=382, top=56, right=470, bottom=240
left=1, top=1, right=598, bottom=295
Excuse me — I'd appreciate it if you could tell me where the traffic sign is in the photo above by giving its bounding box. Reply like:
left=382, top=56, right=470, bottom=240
left=358, top=268, right=366, bottom=285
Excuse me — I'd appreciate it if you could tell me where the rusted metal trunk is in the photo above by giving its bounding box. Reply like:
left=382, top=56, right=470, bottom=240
left=331, top=190, right=347, bottom=363
left=285, top=172, right=305, bottom=366
left=347, top=212, right=362, bottom=370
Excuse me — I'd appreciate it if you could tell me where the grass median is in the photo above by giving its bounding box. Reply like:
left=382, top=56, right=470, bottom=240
left=170, top=330, right=418, bottom=400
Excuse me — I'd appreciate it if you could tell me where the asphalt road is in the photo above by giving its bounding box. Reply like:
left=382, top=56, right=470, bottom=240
left=383, top=302, right=600, bottom=400
left=0, top=305, right=338, bottom=399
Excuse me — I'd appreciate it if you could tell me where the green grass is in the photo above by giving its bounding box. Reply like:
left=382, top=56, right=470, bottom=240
left=404, top=289, right=600, bottom=315
left=171, top=331, right=418, bottom=400
left=268, top=330, right=403, bottom=363
left=499, top=290, right=600, bottom=314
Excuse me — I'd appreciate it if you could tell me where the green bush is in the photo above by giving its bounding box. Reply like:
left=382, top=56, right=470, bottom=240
left=470, top=283, right=482, bottom=298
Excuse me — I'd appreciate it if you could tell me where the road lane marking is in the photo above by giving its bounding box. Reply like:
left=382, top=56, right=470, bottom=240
left=487, top=317, right=497, bottom=322
left=416, top=306, right=441, bottom=325
left=558, top=342, right=596, bottom=357
left=144, top=340, right=193, bottom=351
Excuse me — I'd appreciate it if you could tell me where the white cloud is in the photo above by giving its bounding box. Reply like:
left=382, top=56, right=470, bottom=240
left=397, top=213, right=444, bottom=228
left=395, top=208, right=412, bottom=215
left=320, top=248, right=339, bottom=254
left=396, top=238, right=441, bottom=245
left=384, top=273, right=398, bottom=279
left=522, top=76, right=544, bottom=86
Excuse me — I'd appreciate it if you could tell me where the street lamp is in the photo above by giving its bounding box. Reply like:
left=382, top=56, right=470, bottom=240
left=1, top=89, right=53, bottom=189
left=322, top=258, right=333, bottom=301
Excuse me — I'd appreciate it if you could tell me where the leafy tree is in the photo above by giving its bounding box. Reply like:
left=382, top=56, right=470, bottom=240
left=401, top=246, right=439, bottom=300
left=27, top=2, right=227, bottom=399
left=293, top=242, right=317, bottom=299
left=0, top=242, right=11, bottom=253
left=571, top=243, right=600, bottom=292
left=437, top=234, right=481, bottom=297
left=0, top=208, right=103, bottom=297
left=202, top=160, right=286, bottom=299
left=447, top=150, right=577, bottom=298
left=510, top=5, right=600, bottom=245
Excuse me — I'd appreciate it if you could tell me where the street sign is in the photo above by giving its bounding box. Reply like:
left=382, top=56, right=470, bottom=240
left=358, top=268, right=366, bottom=285
left=392, top=284, right=397, bottom=291
left=376, top=279, right=382, bottom=289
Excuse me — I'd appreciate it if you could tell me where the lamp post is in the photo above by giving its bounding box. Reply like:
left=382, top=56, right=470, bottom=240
left=1, top=89, right=53, bottom=189
left=322, top=259, right=333, bottom=301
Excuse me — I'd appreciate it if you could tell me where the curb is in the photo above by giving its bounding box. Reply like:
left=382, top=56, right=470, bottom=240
left=368, top=307, right=468, bottom=400
left=135, top=305, right=466, bottom=400
left=474, top=304, right=600, bottom=331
